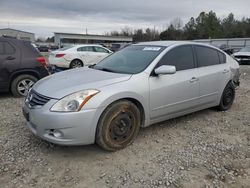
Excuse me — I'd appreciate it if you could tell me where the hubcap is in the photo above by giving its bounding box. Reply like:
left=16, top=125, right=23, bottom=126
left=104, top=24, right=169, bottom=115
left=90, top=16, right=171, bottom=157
left=17, top=79, right=35, bottom=96
left=72, top=61, right=83, bottom=68
left=109, top=111, right=134, bottom=143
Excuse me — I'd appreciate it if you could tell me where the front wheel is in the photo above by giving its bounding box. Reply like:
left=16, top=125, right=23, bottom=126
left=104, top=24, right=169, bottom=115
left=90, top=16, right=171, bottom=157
left=96, top=100, right=141, bottom=151
left=11, top=74, right=37, bottom=97
left=217, top=82, right=235, bottom=111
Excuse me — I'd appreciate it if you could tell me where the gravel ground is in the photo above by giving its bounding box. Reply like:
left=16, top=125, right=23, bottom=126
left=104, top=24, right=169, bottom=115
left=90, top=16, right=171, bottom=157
left=0, top=66, right=250, bottom=188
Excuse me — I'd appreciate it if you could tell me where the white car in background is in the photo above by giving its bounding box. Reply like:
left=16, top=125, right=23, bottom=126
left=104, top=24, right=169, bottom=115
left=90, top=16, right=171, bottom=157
left=48, top=45, right=112, bottom=69
left=233, top=46, right=250, bottom=64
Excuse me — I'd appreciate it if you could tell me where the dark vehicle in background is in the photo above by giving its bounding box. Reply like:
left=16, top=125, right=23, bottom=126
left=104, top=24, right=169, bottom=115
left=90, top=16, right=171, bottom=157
left=0, top=37, right=49, bottom=97
left=110, top=43, right=130, bottom=52
left=217, top=44, right=241, bottom=55
left=38, top=45, right=49, bottom=52
left=49, top=45, right=59, bottom=51
left=222, top=47, right=241, bottom=55
left=233, top=46, right=250, bottom=64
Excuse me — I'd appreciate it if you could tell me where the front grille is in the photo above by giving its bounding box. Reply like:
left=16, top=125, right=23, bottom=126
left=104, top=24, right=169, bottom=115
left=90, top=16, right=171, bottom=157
left=27, top=90, right=51, bottom=107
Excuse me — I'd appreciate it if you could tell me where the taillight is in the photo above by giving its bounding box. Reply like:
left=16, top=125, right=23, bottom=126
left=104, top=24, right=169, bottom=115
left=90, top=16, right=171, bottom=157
left=36, top=57, right=47, bottom=67
left=55, top=54, right=65, bottom=58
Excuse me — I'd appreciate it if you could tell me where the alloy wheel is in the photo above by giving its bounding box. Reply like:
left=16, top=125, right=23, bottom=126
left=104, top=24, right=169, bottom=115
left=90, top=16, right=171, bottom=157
left=71, top=60, right=83, bottom=68
left=17, top=79, right=35, bottom=96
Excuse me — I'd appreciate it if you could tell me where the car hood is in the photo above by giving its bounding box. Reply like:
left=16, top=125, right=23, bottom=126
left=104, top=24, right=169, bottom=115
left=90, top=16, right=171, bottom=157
left=33, top=67, right=132, bottom=99
left=233, top=51, right=250, bottom=56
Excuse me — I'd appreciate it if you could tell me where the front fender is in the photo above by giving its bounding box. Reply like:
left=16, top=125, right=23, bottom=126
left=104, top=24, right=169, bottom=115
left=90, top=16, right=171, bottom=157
left=82, top=75, right=150, bottom=126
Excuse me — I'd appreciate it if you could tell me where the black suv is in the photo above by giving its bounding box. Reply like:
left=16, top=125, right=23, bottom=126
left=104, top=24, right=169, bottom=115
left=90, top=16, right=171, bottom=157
left=0, top=37, right=49, bottom=97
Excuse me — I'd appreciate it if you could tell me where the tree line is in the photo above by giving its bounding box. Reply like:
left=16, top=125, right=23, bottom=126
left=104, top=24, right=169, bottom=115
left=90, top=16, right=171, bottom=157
left=105, top=11, right=250, bottom=42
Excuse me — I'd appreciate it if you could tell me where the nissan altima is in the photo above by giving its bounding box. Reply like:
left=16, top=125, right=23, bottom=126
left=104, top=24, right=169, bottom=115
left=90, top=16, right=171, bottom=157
left=22, top=41, right=240, bottom=151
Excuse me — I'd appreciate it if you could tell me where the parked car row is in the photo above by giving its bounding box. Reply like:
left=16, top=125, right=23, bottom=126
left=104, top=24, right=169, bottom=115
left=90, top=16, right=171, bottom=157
left=0, top=38, right=132, bottom=97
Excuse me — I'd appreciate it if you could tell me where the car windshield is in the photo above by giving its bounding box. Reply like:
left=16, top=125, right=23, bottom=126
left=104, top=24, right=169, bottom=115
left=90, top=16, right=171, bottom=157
left=93, top=45, right=165, bottom=74
left=239, top=47, right=250, bottom=52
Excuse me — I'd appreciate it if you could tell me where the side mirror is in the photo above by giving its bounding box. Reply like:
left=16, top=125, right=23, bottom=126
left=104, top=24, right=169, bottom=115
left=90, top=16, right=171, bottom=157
left=154, top=65, right=176, bottom=75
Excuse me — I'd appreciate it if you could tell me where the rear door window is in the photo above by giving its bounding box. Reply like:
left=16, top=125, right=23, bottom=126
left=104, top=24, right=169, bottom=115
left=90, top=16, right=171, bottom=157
left=157, top=45, right=195, bottom=71
left=77, top=46, right=94, bottom=52
left=195, top=46, right=220, bottom=67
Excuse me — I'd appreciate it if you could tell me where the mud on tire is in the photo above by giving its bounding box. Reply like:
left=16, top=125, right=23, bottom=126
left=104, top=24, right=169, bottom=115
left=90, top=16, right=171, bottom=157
left=96, top=100, right=141, bottom=151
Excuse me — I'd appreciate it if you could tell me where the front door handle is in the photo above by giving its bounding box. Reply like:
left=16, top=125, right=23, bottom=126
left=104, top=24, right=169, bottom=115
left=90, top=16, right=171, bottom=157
left=190, top=77, right=199, bottom=83
left=223, top=69, right=229, bottom=74
left=6, top=56, right=15, bottom=60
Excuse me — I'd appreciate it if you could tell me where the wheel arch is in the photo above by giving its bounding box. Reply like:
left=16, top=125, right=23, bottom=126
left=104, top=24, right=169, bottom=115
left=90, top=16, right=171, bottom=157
left=94, top=97, right=146, bottom=150
left=102, top=97, right=146, bottom=127
left=9, top=70, right=41, bottom=89
left=70, top=58, right=83, bottom=64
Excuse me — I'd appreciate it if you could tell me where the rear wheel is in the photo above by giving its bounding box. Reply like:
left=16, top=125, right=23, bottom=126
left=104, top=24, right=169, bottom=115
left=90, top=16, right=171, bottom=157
left=217, top=82, right=235, bottom=111
left=11, top=74, right=37, bottom=97
left=70, top=59, right=83, bottom=69
left=96, top=100, right=141, bottom=151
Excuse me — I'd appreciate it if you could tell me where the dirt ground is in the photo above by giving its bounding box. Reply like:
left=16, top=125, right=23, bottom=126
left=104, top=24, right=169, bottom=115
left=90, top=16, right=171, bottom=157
left=0, top=66, right=250, bottom=188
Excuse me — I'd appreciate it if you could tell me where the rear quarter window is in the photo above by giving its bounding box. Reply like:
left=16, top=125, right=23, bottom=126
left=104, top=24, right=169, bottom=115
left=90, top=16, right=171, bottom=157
left=218, top=51, right=226, bottom=64
left=195, top=46, right=220, bottom=67
left=19, top=41, right=41, bottom=57
left=94, top=46, right=109, bottom=53
left=4, top=42, right=15, bottom=54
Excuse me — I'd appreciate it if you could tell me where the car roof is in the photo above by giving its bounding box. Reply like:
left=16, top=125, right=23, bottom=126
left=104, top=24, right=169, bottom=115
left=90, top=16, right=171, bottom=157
left=134, top=40, right=214, bottom=48
left=73, top=44, right=103, bottom=47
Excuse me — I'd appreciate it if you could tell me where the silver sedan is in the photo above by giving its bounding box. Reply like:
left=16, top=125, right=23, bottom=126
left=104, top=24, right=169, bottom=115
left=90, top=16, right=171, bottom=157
left=22, top=41, right=240, bottom=151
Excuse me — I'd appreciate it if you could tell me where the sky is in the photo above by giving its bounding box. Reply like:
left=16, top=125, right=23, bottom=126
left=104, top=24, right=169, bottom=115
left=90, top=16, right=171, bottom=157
left=0, top=0, right=250, bottom=38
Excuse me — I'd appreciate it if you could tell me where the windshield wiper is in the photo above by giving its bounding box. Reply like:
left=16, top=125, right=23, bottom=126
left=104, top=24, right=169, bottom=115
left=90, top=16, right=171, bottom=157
left=88, top=64, right=96, bottom=68
left=98, top=67, right=116, bottom=73
left=93, top=66, right=117, bottom=73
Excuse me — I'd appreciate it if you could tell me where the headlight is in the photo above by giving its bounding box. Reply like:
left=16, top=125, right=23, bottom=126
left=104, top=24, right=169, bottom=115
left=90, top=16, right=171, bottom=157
left=50, top=89, right=99, bottom=112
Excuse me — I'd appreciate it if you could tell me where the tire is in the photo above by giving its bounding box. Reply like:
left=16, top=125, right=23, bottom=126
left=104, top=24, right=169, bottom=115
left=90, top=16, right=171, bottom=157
left=217, top=82, right=235, bottom=111
left=11, top=74, right=37, bottom=97
left=96, top=100, right=141, bottom=151
left=70, top=59, right=83, bottom=69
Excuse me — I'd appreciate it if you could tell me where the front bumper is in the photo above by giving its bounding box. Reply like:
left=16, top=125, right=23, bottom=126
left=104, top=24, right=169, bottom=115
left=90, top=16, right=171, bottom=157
left=22, top=99, right=105, bottom=145
left=235, top=58, right=250, bottom=64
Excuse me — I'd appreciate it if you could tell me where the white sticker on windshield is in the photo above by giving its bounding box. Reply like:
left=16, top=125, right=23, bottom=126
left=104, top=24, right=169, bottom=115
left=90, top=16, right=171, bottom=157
left=143, top=47, right=161, bottom=51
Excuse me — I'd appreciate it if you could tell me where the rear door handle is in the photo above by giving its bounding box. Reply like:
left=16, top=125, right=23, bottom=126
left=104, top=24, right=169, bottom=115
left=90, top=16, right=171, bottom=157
left=6, top=56, right=15, bottom=60
left=223, top=69, right=229, bottom=74
left=190, top=77, right=199, bottom=83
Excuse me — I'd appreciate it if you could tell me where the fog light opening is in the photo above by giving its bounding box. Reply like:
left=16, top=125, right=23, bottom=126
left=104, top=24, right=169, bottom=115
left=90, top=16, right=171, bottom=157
left=48, top=129, right=63, bottom=138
